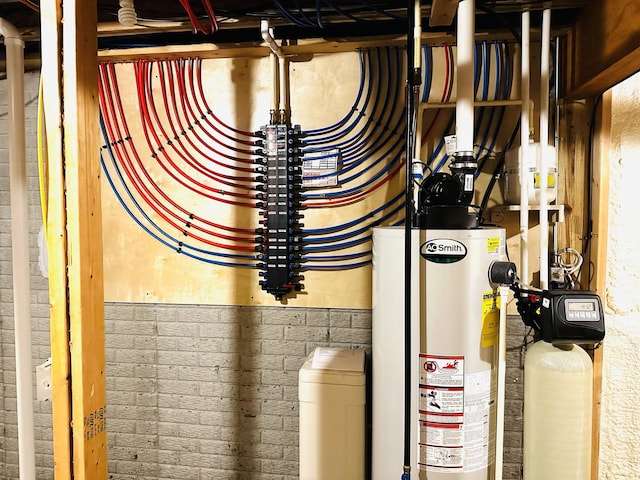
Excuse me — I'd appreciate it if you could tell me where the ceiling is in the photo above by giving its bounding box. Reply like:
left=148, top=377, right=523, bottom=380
left=0, top=0, right=591, bottom=54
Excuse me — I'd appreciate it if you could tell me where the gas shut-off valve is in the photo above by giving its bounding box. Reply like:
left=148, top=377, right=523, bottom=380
left=489, top=261, right=605, bottom=344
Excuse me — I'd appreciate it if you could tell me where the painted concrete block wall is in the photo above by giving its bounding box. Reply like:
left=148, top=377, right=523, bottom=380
left=0, top=72, right=531, bottom=479
left=599, top=71, right=640, bottom=479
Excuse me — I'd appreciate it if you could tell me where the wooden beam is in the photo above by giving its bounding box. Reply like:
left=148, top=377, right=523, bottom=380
left=429, top=0, right=460, bottom=27
left=588, top=91, right=611, bottom=480
left=567, top=0, right=640, bottom=99
left=62, top=0, right=108, bottom=478
left=40, top=0, right=72, bottom=478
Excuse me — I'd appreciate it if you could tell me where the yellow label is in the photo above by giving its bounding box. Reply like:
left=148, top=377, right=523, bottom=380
left=487, top=237, right=501, bottom=253
left=481, top=290, right=500, bottom=348
left=533, top=172, right=557, bottom=188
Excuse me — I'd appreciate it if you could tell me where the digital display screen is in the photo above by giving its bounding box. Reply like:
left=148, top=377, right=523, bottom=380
left=567, top=301, right=596, bottom=312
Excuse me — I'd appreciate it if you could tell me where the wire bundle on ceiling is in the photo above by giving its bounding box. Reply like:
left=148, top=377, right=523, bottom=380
left=272, top=0, right=403, bottom=27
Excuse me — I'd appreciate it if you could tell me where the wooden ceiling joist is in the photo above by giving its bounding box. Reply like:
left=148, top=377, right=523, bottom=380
left=567, top=0, right=640, bottom=99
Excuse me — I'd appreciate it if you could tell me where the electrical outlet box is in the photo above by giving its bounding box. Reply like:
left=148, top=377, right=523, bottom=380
left=36, top=358, right=52, bottom=402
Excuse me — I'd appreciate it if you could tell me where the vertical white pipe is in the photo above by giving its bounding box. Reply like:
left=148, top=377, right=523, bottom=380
left=539, top=8, right=551, bottom=289
left=494, top=284, right=510, bottom=480
left=520, top=12, right=530, bottom=285
left=455, top=0, right=475, bottom=154
left=414, top=0, right=422, bottom=69
left=0, top=17, right=36, bottom=480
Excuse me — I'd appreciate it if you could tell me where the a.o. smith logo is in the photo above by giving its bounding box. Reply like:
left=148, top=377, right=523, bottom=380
left=420, top=238, right=467, bottom=264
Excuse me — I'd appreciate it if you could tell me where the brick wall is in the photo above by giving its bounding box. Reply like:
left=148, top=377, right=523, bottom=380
left=0, top=71, right=528, bottom=480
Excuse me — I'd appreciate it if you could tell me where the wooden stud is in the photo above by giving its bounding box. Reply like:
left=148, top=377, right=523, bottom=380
left=588, top=90, right=611, bottom=480
left=429, top=0, right=460, bottom=27
left=567, top=0, right=640, bottom=99
left=62, top=0, right=109, bottom=478
left=40, top=0, right=73, bottom=478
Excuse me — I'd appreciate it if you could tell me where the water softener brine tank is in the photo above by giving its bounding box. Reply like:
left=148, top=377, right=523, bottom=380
left=523, top=341, right=592, bottom=480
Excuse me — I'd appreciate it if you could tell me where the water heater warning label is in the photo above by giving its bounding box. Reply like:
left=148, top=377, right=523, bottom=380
left=419, top=355, right=493, bottom=473
left=419, top=355, right=466, bottom=471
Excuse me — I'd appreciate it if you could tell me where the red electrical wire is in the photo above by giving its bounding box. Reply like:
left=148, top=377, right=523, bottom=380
left=99, top=62, right=257, bottom=244
left=201, top=0, right=219, bottom=33
left=18, top=0, right=39, bottom=13
left=178, top=0, right=208, bottom=34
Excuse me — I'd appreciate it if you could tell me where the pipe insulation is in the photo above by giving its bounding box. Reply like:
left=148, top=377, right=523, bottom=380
left=519, top=11, right=530, bottom=285
left=539, top=8, right=551, bottom=289
left=455, top=0, right=475, bottom=154
left=0, top=17, right=36, bottom=480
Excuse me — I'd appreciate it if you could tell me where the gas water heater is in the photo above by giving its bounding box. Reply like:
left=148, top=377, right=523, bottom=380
left=418, top=227, right=505, bottom=478
left=372, top=226, right=506, bottom=480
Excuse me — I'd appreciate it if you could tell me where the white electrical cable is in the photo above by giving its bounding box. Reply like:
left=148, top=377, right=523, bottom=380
left=118, top=0, right=137, bottom=27
left=559, top=248, right=583, bottom=276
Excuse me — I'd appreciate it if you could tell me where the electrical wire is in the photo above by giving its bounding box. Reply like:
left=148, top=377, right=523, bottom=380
left=37, top=74, right=47, bottom=243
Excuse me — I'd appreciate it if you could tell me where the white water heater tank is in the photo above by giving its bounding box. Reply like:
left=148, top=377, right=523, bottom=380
left=419, top=227, right=506, bottom=480
left=523, top=341, right=592, bottom=480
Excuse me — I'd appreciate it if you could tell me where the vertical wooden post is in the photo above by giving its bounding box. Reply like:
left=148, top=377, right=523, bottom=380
left=62, top=0, right=108, bottom=478
left=40, top=0, right=73, bottom=478
left=44, top=0, right=108, bottom=477
left=588, top=91, right=611, bottom=480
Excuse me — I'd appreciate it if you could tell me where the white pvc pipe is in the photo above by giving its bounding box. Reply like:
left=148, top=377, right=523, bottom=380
left=519, top=12, right=530, bottom=285
left=539, top=8, right=551, bottom=289
left=414, top=0, right=422, bottom=69
left=0, top=17, right=36, bottom=480
left=494, top=284, right=510, bottom=480
left=455, top=0, right=475, bottom=154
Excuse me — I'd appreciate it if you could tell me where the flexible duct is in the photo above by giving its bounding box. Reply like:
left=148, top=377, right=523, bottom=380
left=0, top=17, right=36, bottom=480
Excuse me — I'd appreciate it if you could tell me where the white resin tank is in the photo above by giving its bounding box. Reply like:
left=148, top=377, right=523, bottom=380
left=523, top=341, right=592, bottom=480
